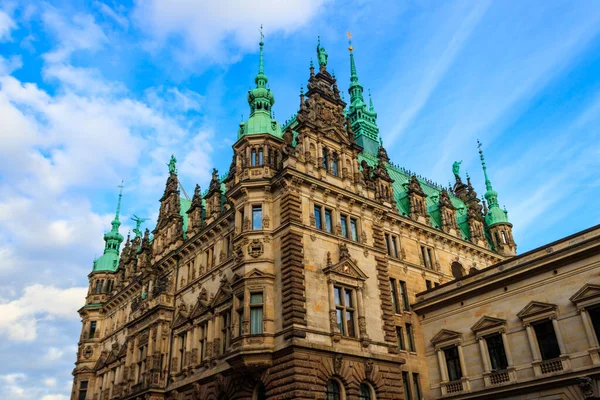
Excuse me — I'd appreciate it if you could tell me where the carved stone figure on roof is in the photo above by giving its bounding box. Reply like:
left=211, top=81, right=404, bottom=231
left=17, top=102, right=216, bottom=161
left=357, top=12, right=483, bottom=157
left=317, top=37, right=328, bottom=68
left=167, top=154, right=177, bottom=175
left=339, top=242, right=350, bottom=260
left=452, top=161, right=462, bottom=180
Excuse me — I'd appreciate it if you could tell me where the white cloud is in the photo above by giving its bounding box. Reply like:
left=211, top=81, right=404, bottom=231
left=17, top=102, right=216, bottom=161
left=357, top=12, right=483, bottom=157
left=0, top=10, right=16, bottom=42
left=0, top=284, right=87, bottom=341
left=133, top=0, right=328, bottom=63
left=43, top=378, right=57, bottom=388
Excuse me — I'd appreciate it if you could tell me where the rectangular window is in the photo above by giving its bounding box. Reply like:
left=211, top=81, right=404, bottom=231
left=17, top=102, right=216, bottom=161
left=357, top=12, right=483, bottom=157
left=334, top=285, right=356, bottom=337
left=322, top=148, right=328, bottom=170
left=426, top=280, right=432, bottom=290
left=391, top=236, right=399, bottom=258
left=138, top=344, right=147, bottom=382
left=199, top=324, right=207, bottom=362
left=258, top=149, right=263, bottom=165
left=251, top=149, right=257, bottom=166
left=412, top=373, right=422, bottom=400
left=325, top=209, right=333, bottom=233
left=221, top=312, right=231, bottom=354
left=589, top=306, right=600, bottom=343
left=444, top=346, right=463, bottom=381
left=340, top=214, right=348, bottom=238
left=250, top=293, right=264, bottom=335
left=236, top=295, right=244, bottom=337
left=350, top=218, right=358, bottom=241
left=205, top=246, right=214, bottom=270
left=396, top=326, right=405, bottom=350
left=314, top=206, right=322, bottom=229
left=89, top=321, right=96, bottom=339
left=421, top=245, right=434, bottom=269
left=533, top=320, right=561, bottom=360
left=384, top=233, right=391, bottom=255
left=390, top=278, right=400, bottom=314
left=399, top=280, right=409, bottom=311
left=78, top=381, right=88, bottom=400
left=406, top=323, right=416, bottom=352
left=486, top=334, right=508, bottom=371
left=252, top=205, right=262, bottom=230
left=178, top=333, right=186, bottom=371
left=402, top=372, right=412, bottom=400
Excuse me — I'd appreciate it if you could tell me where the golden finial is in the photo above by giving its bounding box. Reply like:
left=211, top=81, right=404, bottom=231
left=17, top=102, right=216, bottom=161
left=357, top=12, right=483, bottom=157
left=347, top=31, right=353, bottom=52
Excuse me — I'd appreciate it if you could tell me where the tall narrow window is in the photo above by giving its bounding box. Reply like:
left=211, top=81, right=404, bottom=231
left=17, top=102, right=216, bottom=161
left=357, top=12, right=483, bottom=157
left=89, top=321, right=97, bottom=339
left=427, top=248, right=434, bottom=268
left=426, top=280, right=432, bottom=290
left=95, top=280, right=102, bottom=294
left=250, top=293, right=264, bottom=335
left=399, top=281, right=409, bottom=311
left=390, top=278, right=400, bottom=314
left=340, top=214, right=348, bottom=238
left=251, top=149, right=257, bottom=166
left=78, top=381, right=88, bottom=400
left=205, top=246, right=214, bottom=270
left=258, top=149, right=264, bottom=165
left=252, top=205, right=262, bottom=230
left=396, top=326, right=405, bottom=350
left=391, top=235, right=399, bottom=258
left=486, top=334, right=508, bottom=370
left=359, top=383, right=372, bottom=400
left=138, top=344, right=147, bottom=382
left=325, top=209, right=333, bottom=233
left=178, top=333, right=186, bottom=371
left=314, top=206, right=322, bottom=229
left=199, top=323, right=207, bottom=362
left=237, top=295, right=244, bottom=337
left=533, top=320, right=561, bottom=360
left=350, top=218, right=358, bottom=241
left=325, top=380, right=341, bottom=400
left=402, top=372, right=411, bottom=400
left=384, top=233, right=391, bottom=255
left=444, top=346, right=463, bottom=381
left=322, top=148, right=329, bottom=170
left=331, top=152, right=339, bottom=176
left=406, top=323, right=416, bottom=352
left=221, top=312, right=231, bottom=354
left=501, top=231, right=507, bottom=244
left=334, top=286, right=356, bottom=337
left=589, top=306, right=600, bottom=342
left=412, top=373, right=422, bottom=400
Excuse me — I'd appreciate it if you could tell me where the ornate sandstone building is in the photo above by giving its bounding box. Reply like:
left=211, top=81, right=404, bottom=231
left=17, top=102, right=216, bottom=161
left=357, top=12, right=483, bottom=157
left=73, top=33, right=600, bottom=400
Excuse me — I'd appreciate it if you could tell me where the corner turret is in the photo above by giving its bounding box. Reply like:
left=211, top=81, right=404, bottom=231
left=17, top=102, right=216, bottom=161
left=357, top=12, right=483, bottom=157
left=93, top=182, right=125, bottom=272
left=478, top=140, right=516, bottom=256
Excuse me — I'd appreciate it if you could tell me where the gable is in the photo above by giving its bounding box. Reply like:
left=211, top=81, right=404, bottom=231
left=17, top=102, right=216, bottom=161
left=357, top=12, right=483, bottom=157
left=431, top=329, right=462, bottom=345
left=323, top=258, right=368, bottom=281
left=470, top=316, right=506, bottom=333
left=517, top=301, right=557, bottom=319
left=171, top=309, right=189, bottom=329
left=570, top=284, right=600, bottom=305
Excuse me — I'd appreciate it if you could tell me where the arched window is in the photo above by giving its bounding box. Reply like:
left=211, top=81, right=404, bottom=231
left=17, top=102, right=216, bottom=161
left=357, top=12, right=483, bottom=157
left=359, top=382, right=373, bottom=400
left=325, top=379, right=341, bottom=400
left=253, top=383, right=267, bottom=400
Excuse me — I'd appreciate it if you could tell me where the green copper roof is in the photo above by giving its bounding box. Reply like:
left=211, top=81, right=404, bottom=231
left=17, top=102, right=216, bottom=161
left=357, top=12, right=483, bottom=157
left=346, top=39, right=380, bottom=155
left=239, top=26, right=282, bottom=139
left=359, top=151, right=471, bottom=240
left=93, top=183, right=125, bottom=272
left=478, top=140, right=511, bottom=227
left=180, top=197, right=191, bottom=235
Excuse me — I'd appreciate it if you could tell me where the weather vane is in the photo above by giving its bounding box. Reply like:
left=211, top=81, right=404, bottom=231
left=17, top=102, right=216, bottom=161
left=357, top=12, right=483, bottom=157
left=347, top=31, right=353, bottom=52
left=260, top=24, right=264, bottom=42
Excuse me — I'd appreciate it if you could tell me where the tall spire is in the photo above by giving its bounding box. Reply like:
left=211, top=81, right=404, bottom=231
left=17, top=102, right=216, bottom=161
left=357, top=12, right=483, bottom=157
left=240, top=25, right=281, bottom=139
left=477, top=140, right=498, bottom=207
left=93, top=182, right=125, bottom=272
left=346, top=32, right=380, bottom=155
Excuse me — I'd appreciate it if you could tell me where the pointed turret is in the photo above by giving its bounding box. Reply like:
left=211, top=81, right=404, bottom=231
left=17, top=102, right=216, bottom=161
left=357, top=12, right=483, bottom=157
left=153, top=155, right=184, bottom=257
left=345, top=34, right=380, bottom=155
left=477, top=140, right=516, bottom=256
left=239, top=26, right=282, bottom=139
left=93, top=182, right=125, bottom=272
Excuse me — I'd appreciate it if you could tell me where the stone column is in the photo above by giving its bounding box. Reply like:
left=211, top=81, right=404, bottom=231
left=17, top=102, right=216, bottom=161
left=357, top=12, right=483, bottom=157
left=357, top=286, right=367, bottom=338
left=501, top=330, right=514, bottom=367
left=437, top=348, right=448, bottom=382
left=478, top=337, right=490, bottom=372
left=551, top=317, right=567, bottom=355
left=525, top=324, right=541, bottom=361
left=457, top=344, right=468, bottom=377
left=328, top=280, right=338, bottom=332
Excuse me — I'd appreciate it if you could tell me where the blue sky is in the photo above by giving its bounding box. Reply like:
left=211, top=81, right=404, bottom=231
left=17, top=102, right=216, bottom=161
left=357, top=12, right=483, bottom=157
left=0, top=0, right=599, bottom=398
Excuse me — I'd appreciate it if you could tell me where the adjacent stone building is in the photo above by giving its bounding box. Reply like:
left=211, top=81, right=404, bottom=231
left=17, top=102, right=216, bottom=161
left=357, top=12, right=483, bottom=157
left=70, top=35, right=522, bottom=400
left=413, top=225, right=600, bottom=399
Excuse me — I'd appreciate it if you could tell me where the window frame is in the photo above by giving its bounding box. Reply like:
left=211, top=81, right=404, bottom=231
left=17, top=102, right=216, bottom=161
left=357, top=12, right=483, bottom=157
left=250, top=292, right=264, bottom=336
left=252, top=204, right=263, bottom=230
left=406, top=322, right=416, bottom=352
left=334, top=285, right=357, bottom=338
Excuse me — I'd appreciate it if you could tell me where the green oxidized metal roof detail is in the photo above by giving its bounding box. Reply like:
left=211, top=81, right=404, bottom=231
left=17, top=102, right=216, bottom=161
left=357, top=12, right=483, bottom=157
left=358, top=152, right=471, bottom=240
left=478, top=140, right=511, bottom=228
left=93, top=183, right=125, bottom=272
left=239, top=26, right=282, bottom=140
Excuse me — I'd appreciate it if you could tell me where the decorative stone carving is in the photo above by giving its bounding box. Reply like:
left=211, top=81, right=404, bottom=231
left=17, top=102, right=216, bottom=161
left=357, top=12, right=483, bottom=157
left=248, top=239, right=264, bottom=258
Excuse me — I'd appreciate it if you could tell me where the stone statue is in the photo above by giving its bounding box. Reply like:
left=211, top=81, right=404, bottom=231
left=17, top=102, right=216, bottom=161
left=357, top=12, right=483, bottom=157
left=167, top=154, right=177, bottom=174
left=452, top=161, right=462, bottom=179
left=317, top=37, right=328, bottom=67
